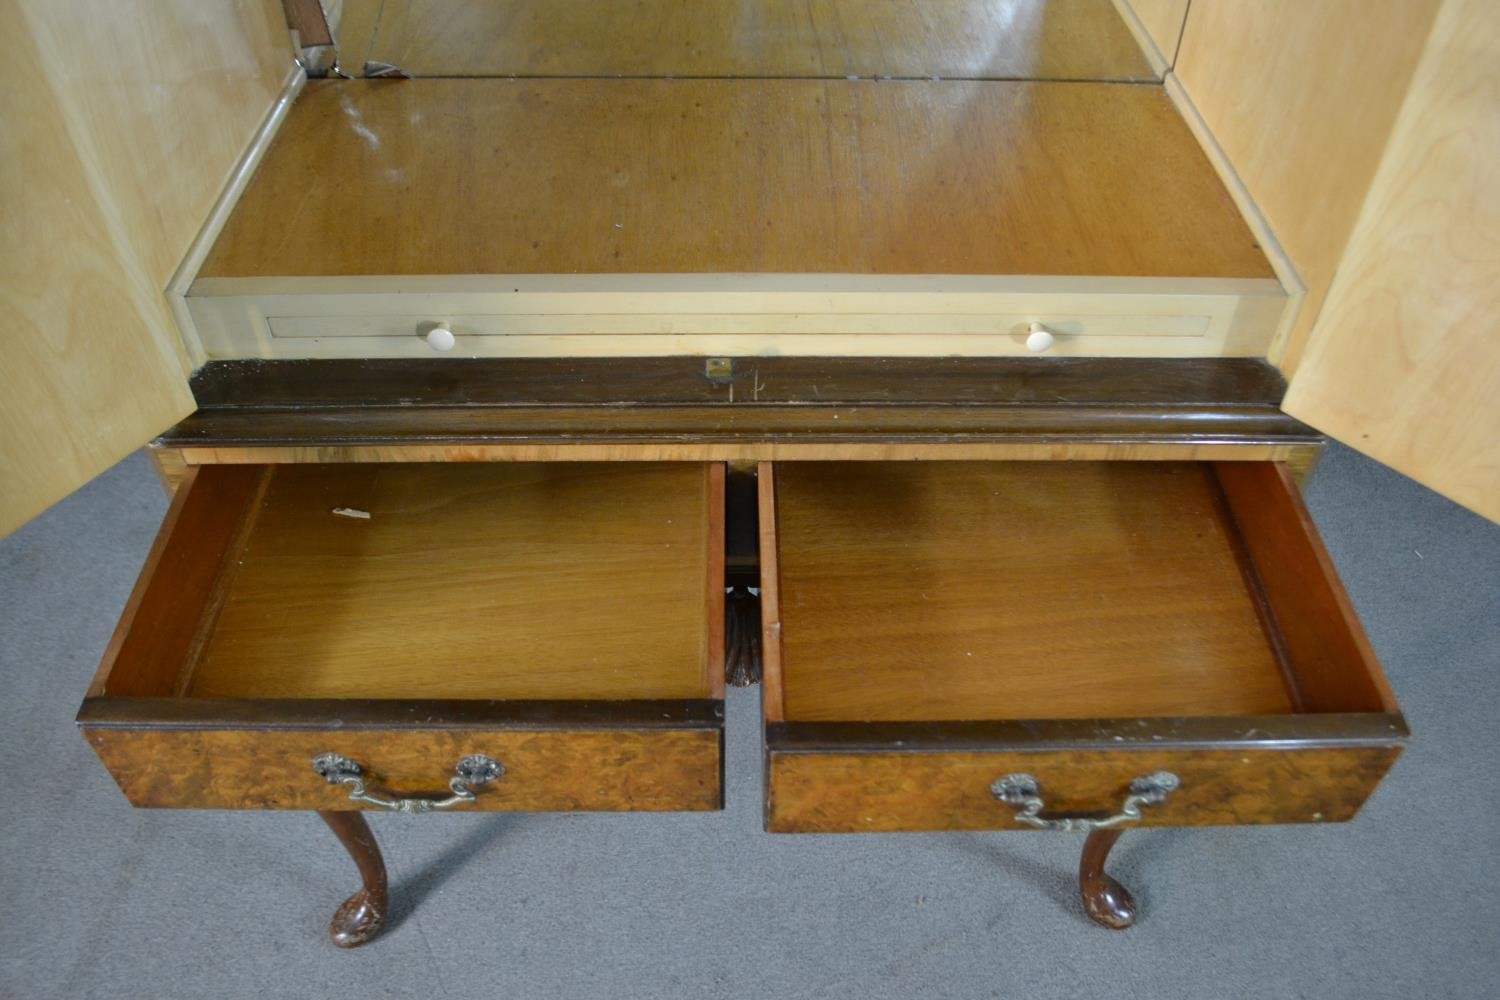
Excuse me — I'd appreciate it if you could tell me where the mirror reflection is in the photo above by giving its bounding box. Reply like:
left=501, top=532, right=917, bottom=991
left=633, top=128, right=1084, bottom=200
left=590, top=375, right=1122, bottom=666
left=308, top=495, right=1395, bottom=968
left=336, top=0, right=1164, bottom=81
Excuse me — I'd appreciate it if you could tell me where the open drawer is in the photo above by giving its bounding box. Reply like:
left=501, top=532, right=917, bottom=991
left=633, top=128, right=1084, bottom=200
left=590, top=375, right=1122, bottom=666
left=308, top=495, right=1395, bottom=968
left=758, top=460, right=1406, bottom=833
left=80, top=462, right=725, bottom=812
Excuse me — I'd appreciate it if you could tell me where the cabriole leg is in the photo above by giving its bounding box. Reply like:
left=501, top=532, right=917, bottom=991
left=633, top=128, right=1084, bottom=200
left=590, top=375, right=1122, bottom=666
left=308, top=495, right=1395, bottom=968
left=318, top=810, right=389, bottom=948
left=1079, top=828, right=1136, bottom=930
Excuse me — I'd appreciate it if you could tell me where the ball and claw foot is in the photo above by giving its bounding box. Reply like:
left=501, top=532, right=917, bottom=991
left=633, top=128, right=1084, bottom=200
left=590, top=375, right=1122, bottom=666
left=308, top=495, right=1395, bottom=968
left=1079, top=828, right=1136, bottom=930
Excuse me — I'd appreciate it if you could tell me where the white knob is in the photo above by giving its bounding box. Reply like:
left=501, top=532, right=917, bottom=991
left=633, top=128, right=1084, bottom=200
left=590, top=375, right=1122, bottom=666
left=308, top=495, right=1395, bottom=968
left=425, top=324, right=456, bottom=352
left=1025, top=322, right=1055, bottom=353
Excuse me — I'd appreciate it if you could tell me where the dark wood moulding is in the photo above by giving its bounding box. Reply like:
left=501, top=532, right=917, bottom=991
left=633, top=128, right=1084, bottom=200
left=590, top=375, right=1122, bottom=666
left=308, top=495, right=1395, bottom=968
left=162, top=357, right=1318, bottom=448
left=78, top=697, right=724, bottom=732
left=767, top=713, right=1409, bottom=754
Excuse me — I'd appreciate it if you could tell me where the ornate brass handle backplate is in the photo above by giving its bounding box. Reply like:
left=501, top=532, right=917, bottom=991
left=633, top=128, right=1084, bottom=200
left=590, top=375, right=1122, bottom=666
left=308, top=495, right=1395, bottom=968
left=990, top=771, right=1181, bottom=832
left=312, top=753, right=503, bottom=813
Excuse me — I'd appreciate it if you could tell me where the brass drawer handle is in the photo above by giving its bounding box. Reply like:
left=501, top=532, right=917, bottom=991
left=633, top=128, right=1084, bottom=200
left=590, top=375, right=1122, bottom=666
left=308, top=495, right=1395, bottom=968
left=991, top=771, right=1180, bottom=832
left=312, top=753, right=504, bottom=813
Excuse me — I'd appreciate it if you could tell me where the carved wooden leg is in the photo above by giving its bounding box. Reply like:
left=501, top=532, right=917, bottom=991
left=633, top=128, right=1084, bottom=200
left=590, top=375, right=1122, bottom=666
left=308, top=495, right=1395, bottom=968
left=725, top=585, right=762, bottom=687
left=1079, top=828, right=1136, bottom=930
left=319, top=810, right=389, bottom=948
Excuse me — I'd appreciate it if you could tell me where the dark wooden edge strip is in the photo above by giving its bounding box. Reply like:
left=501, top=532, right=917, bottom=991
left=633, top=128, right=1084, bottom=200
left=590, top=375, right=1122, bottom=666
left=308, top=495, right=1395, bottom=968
left=161, top=405, right=1319, bottom=448
left=77, top=698, right=725, bottom=732
left=766, top=713, right=1409, bottom=754
left=166, top=358, right=1319, bottom=448
left=188, top=357, right=1293, bottom=409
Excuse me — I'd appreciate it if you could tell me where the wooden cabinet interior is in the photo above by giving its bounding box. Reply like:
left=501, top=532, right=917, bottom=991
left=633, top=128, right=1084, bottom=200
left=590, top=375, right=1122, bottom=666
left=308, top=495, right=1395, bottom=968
left=5, top=0, right=1496, bottom=534
left=185, top=77, right=1285, bottom=361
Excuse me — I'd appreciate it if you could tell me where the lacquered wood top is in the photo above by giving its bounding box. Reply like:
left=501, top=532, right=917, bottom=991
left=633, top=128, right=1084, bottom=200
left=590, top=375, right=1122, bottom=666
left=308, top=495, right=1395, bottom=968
left=769, top=461, right=1295, bottom=722
left=359, top=0, right=1157, bottom=81
left=198, top=79, right=1273, bottom=281
left=186, top=463, right=720, bottom=701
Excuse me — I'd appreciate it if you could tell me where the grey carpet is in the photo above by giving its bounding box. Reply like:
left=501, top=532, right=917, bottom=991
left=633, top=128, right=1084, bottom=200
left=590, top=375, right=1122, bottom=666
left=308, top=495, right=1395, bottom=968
left=1, top=445, right=1497, bottom=1000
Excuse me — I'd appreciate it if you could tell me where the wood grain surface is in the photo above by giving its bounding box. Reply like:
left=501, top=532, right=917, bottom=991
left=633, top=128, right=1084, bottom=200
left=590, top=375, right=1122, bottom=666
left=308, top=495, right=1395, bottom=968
left=176, top=442, right=1319, bottom=466
left=87, top=726, right=721, bottom=811
left=766, top=744, right=1402, bottom=831
left=704, top=463, right=728, bottom=699
left=0, top=1, right=296, bottom=536
left=1282, top=0, right=1500, bottom=525
left=165, top=406, right=1313, bottom=451
left=198, top=78, right=1271, bottom=281
left=145, top=448, right=189, bottom=495
left=768, top=461, right=1294, bottom=721
left=363, top=0, right=1156, bottom=81
left=1214, top=463, right=1398, bottom=713
left=1172, top=0, right=1443, bottom=372
left=187, top=357, right=1298, bottom=408
left=180, top=463, right=721, bottom=700
left=758, top=463, right=785, bottom=722
left=758, top=458, right=1406, bottom=833
left=163, top=358, right=1319, bottom=461
left=89, top=465, right=269, bottom=698
left=16, top=0, right=291, bottom=297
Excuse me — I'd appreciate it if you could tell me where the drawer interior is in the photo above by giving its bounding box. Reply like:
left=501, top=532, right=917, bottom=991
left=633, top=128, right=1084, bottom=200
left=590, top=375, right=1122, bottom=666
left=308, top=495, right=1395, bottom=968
left=761, top=460, right=1396, bottom=724
left=96, top=462, right=724, bottom=703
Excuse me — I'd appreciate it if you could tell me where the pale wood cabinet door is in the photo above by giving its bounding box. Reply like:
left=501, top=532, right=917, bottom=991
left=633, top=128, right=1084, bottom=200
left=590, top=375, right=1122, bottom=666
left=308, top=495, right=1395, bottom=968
left=0, top=0, right=292, bottom=538
left=1284, top=0, right=1499, bottom=524
left=1, top=3, right=192, bottom=537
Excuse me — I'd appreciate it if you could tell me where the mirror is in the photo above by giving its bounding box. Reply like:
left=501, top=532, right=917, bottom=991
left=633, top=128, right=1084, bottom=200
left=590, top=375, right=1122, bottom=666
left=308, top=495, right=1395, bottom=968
left=328, top=0, right=1183, bottom=82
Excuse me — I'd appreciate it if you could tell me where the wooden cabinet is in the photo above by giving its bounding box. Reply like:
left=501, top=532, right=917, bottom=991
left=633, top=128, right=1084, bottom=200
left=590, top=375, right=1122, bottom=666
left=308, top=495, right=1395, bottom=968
left=1, top=0, right=1494, bottom=949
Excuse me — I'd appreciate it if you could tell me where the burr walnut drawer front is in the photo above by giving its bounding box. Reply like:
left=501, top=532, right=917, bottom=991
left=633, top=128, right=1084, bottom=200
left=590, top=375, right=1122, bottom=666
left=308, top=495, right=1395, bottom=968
left=757, top=460, right=1406, bottom=833
left=79, top=461, right=726, bottom=812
